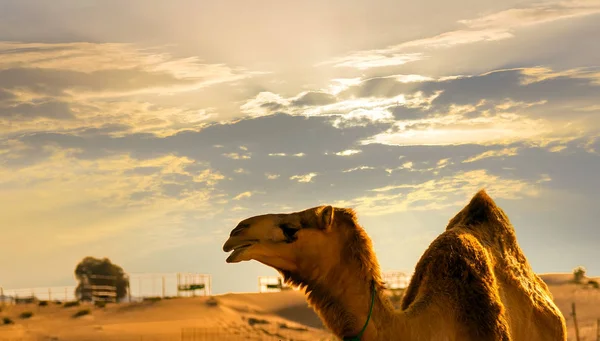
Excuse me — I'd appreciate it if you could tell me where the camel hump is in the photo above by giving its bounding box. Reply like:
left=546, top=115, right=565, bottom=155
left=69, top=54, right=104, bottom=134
left=446, top=189, right=509, bottom=231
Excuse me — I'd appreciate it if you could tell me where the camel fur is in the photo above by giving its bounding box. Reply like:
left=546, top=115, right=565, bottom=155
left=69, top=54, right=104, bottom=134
left=222, top=189, right=568, bottom=341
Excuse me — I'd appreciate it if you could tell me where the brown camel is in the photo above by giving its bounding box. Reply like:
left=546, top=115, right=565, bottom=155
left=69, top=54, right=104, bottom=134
left=222, top=189, right=567, bottom=340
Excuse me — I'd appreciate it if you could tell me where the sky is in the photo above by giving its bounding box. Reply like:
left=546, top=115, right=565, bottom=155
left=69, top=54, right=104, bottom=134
left=1, top=0, right=599, bottom=295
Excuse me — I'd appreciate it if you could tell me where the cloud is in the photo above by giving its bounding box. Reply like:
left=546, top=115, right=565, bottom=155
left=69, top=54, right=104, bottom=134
left=0, top=42, right=255, bottom=95
left=234, top=66, right=599, bottom=149
left=290, top=172, right=318, bottom=183
left=333, top=67, right=600, bottom=146
left=463, top=147, right=520, bottom=163
left=223, top=152, right=251, bottom=160
left=319, top=52, right=423, bottom=70
left=458, top=0, right=600, bottom=30
left=332, top=169, right=551, bottom=216
left=265, top=173, right=280, bottom=179
left=317, top=0, right=600, bottom=70
left=0, top=147, right=226, bottom=253
left=290, top=91, right=338, bottom=107
left=238, top=67, right=598, bottom=149
left=0, top=42, right=261, bottom=136
left=362, top=113, right=550, bottom=146
left=335, top=149, right=362, bottom=156
left=233, top=191, right=253, bottom=200
left=0, top=101, right=74, bottom=120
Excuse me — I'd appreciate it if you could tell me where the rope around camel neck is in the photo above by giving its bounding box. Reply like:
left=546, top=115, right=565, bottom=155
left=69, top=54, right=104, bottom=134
left=343, top=280, right=376, bottom=341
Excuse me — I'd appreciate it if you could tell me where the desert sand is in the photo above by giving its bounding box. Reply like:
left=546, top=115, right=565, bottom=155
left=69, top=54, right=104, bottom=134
left=0, top=273, right=598, bottom=341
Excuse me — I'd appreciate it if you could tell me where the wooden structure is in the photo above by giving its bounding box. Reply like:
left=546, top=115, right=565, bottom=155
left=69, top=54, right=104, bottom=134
left=258, top=276, right=292, bottom=293
left=382, top=271, right=410, bottom=295
left=176, top=273, right=211, bottom=297
left=81, top=274, right=118, bottom=303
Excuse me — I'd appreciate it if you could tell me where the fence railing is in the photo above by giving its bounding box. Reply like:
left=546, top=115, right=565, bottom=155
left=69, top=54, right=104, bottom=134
left=0, top=273, right=212, bottom=305
left=0, top=285, right=77, bottom=303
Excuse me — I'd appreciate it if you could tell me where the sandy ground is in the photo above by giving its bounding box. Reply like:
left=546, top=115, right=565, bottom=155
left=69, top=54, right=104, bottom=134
left=0, top=291, right=335, bottom=341
left=539, top=273, right=600, bottom=341
left=1, top=273, right=598, bottom=340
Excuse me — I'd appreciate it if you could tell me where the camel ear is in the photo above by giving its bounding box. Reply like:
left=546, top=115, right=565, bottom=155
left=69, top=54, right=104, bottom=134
left=319, top=206, right=334, bottom=230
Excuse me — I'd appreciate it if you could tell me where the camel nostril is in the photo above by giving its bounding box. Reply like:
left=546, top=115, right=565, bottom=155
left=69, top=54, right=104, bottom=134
left=230, top=223, right=250, bottom=236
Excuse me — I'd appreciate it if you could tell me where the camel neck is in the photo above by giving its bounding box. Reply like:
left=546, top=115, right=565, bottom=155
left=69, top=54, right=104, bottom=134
left=305, top=269, right=396, bottom=341
left=343, top=279, right=376, bottom=341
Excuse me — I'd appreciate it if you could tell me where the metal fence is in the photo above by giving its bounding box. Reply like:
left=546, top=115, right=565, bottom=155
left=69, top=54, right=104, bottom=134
left=0, top=273, right=212, bottom=305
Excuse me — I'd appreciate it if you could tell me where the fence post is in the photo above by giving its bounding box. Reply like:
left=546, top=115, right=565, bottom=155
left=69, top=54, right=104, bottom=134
left=572, top=302, right=580, bottom=341
left=162, top=276, right=165, bottom=298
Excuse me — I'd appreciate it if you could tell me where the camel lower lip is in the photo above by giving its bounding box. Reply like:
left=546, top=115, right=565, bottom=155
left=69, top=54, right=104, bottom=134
left=226, top=244, right=253, bottom=263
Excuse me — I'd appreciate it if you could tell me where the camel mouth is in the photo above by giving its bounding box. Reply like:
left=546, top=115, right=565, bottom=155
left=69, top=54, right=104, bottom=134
left=223, top=239, right=258, bottom=263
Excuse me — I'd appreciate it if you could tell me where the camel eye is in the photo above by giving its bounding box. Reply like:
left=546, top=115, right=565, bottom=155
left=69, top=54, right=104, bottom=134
left=279, top=224, right=298, bottom=241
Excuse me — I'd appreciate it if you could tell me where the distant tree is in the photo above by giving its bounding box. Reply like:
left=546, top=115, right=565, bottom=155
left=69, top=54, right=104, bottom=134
left=74, top=257, right=129, bottom=302
left=573, top=266, right=586, bottom=284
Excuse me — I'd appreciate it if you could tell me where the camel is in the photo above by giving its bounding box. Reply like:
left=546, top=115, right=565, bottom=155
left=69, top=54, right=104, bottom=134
left=222, top=189, right=567, bottom=340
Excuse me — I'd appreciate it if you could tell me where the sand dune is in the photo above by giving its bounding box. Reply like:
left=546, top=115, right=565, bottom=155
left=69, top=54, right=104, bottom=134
left=0, top=291, right=335, bottom=341
left=1, top=273, right=599, bottom=340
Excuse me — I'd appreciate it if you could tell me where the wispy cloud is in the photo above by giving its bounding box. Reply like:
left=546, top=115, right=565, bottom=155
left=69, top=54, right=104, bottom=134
left=233, top=191, right=253, bottom=200
left=333, top=170, right=551, bottom=216
left=0, top=42, right=262, bottom=136
left=290, top=172, right=318, bottom=183
left=463, top=147, right=520, bottom=163
left=318, top=52, right=423, bottom=70
left=362, top=113, right=549, bottom=146
left=335, top=149, right=362, bottom=156
left=317, top=0, right=600, bottom=70
left=0, top=147, right=225, bottom=254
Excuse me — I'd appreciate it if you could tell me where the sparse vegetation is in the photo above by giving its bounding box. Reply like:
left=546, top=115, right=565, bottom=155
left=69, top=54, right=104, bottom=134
left=587, top=279, right=599, bottom=289
left=573, top=266, right=586, bottom=284
left=64, top=301, right=80, bottom=308
left=74, top=256, right=129, bottom=302
left=247, top=317, right=270, bottom=326
left=2, top=317, right=13, bottom=325
left=72, top=309, right=91, bottom=318
left=54, top=301, right=62, bottom=305
left=205, top=296, right=218, bottom=306
left=38, top=300, right=48, bottom=306
left=19, top=311, right=33, bottom=319
left=142, top=296, right=162, bottom=303
left=94, top=301, right=106, bottom=308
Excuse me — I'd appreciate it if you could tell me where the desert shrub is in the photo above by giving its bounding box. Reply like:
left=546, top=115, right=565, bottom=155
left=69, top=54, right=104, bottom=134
left=54, top=300, right=62, bottom=305
left=247, top=317, right=270, bottom=326
left=64, top=301, right=80, bottom=308
left=2, top=317, right=13, bottom=325
left=94, top=301, right=106, bottom=308
left=205, top=297, right=218, bottom=307
left=72, top=309, right=91, bottom=318
left=573, top=266, right=586, bottom=283
left=588, top=279, right=599, bottom=289
left=38, top=300, right=48, bottom=307
left=19, top=311, right=33, bottom=319
left=143, top=297, right=162, bottom=303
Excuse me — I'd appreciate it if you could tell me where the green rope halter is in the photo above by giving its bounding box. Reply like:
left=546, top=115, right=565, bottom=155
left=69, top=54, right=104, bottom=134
left=343, top=280, right=376, bottom=341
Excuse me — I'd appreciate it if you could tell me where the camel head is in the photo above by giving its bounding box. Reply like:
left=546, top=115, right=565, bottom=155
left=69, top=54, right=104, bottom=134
left=222, top=205, right=371, bottom=284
